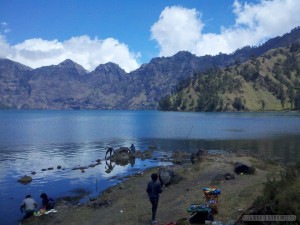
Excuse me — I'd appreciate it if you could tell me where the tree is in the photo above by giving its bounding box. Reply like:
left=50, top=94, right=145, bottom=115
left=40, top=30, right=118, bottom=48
left=288, top=86, right=295, bottom=109
left=173, top=92, right=183, bottom=110
left=158, top=95, right=171, bottom=111
left=181, top=99, right=187, bottom=111
left=232, top=97, right=245, bottom=111
left=290, top=42, right=300, bottom=52
left=261, top=100, right=266, bottom=110
left=278, top=86, right=286, bottom=108
left=294, top=89, right=300, bottom=110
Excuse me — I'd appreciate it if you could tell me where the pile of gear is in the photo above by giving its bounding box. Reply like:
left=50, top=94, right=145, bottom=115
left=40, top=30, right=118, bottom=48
left=186, top=187, right=221, bottom=224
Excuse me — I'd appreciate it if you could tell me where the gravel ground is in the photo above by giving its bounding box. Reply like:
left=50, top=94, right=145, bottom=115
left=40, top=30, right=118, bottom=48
left=21, top=153, right=282, bottom=225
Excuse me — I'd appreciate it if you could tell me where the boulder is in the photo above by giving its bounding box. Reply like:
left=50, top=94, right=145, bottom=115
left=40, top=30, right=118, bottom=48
left=110, top=147, right=136, bottom=166
left=159, top=168, right=182, bottom=186
left=159, top=169, right=174, bottom=185
left=18, top=175, right=32, bottom=185
left=234, top=162, right=255, bottom=174
left=115, top=147, right=130, bottom=153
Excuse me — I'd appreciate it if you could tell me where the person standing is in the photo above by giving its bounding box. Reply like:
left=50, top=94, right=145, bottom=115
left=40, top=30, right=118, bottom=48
left=105, top=147, right=114, bottom=159
left=20, top=194, right=37, bottom=219
left=146, top=173, right=162, bottom=224
left=130, top=143, right=136, bottom=153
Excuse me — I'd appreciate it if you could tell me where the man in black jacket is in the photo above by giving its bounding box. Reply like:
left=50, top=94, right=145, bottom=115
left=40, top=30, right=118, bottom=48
left=146, top=173, right=162, bottom=224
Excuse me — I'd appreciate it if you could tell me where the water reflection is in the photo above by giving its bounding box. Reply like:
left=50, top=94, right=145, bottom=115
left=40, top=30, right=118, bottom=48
left=0, top=136, right=299, bottom=225
left=1, top=111, right=300, bottom=225
left=141, top=136, right=300, bottom=164
left=105, top=160, right=115, bottom=173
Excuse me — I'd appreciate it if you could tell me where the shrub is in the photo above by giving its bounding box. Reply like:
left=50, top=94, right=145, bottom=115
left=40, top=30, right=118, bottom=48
left=236, top=164, right=300, bottom=225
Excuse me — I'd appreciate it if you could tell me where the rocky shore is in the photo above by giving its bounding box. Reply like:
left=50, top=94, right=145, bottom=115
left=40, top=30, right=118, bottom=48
left=21, top=151, right=283, bottom=225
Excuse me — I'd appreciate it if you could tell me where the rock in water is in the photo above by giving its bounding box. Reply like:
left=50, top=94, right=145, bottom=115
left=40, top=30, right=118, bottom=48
left=110, top=147, right=133, bottom=166
left=18, top=175, right=33, bottom=185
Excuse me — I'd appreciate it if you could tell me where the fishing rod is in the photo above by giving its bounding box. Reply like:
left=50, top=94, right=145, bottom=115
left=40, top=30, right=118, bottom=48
left=184, top=125, right=194, bottom=153
left=186, top=125, right=194, bottom=140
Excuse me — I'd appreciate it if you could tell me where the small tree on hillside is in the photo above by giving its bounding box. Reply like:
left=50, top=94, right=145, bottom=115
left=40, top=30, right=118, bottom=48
left=288, top=86, right=295, bottom=109
left=295, top=89, right=300, bottom=110
left=232, top=97, right=245, bottom=111
left=261, top=100, right=266, bottom=110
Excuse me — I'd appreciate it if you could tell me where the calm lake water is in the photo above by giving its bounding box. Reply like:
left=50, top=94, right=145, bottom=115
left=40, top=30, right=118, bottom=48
left=1, top=110, right=300, bottom=225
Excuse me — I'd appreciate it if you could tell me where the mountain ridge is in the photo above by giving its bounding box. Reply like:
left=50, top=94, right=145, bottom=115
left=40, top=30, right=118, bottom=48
left=1, top=27, right=300, bottom=110
left=159, top=44, right=300, bottom=111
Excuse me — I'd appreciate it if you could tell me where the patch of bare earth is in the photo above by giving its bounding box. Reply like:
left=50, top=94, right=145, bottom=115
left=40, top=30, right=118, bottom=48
left=22, top=153, right=282, bottom=225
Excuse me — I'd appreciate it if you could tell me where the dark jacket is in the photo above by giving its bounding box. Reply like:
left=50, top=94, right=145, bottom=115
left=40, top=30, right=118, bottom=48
left=146, top=180, right=162, bottom=199
left=42, top=197, right=55, bottom=210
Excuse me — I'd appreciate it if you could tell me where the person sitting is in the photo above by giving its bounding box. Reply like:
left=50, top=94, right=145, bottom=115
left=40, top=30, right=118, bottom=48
left=40, top=193, right=55, bottom=210
left=20, top=194, right=37, bottom=219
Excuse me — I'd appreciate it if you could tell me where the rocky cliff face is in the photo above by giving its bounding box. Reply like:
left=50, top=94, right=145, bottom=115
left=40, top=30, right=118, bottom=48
left=1, top=27, right=300, bottom=110
left=0, top=59, right=32, bottom=109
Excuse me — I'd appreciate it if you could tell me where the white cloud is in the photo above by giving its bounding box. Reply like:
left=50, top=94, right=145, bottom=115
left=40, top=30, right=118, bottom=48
left=3, top=29, right=10, bottom=34
left=0, top=35, right=140, bottom=72
left=151, top=0, right=300, bottom=57
left=151, top=6, right=204, bottom=56
left=0, top=21, right=11, bottom=34
left=0, top=35, right=11, bottom=58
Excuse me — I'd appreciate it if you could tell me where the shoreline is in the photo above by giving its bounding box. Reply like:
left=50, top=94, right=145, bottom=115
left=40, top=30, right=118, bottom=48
left=21, top=152, right=283, bottom=225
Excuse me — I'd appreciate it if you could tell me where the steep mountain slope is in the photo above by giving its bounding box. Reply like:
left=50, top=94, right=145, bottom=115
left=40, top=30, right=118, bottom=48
left=26, top=59, right=90, bottom=109
left=0, top=27, right=300, bottom=110
left=160, top=43, right=300, bottom=111
left=0, top=58, right=32, bottom=109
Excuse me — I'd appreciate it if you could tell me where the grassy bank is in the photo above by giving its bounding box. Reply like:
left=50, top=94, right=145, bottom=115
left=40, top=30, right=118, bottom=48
left=236, top=162, right=300, bottom=225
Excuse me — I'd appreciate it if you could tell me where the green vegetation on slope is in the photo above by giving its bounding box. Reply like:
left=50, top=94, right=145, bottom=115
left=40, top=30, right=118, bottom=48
left=159, top=43, right=300, bottom=112
left=236, top=163, right=300, bottom=225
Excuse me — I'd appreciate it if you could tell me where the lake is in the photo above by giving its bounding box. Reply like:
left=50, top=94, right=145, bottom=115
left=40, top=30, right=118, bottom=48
left=1, top=110, right=300, bottom=225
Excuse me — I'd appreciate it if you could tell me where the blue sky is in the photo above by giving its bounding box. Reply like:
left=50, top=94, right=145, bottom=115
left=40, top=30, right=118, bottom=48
left=0, top=0, right=299, bottom=72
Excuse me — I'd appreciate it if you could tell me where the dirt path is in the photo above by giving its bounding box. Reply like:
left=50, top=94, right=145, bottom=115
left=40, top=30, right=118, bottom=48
left=22, top=153, right=282, bottom=225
